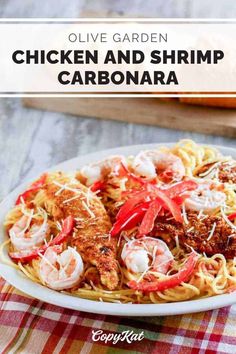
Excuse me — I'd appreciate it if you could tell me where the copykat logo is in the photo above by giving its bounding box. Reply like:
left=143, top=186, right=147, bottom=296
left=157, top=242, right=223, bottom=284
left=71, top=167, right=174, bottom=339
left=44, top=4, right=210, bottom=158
left=92, top=329, right=145, bottom=345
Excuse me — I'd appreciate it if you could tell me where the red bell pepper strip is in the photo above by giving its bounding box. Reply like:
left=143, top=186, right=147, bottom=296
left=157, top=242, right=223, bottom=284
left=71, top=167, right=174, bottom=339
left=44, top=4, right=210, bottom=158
left=161, top=180, right=198, bottom=199
left=228, top=212, right=236, bottom=221
left=128, top=252, right=198, bottom=292
left=90, top=180, right=106, bottom=193
left=115, top=189, right=182, bottom=237
left=114, top=180, right=196, bottom=237
left=15, top=173, right=47, bottom=205
left=137, top=188, right=183, bottom=223
left=137, top=192, right=187, bottom=236
left=110, top=202, right=150, bottom=237
left=138, top=199, right=162, bottom=237
left=119, top=181, right=196, bottom=222
left=116, top=190, right=151, bottom=221
left=152, top=189, right=183, bottom=223
left=50, top=215, right=74, bottom=245
left=9, top=216, right=75, bottom=263
left=172, top=194, right=190, bottom=205
left=172, top=196, right=184, bottom=205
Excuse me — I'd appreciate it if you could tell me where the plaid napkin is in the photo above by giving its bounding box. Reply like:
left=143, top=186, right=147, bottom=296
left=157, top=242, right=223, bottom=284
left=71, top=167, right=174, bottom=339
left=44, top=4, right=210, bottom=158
left=0, top=277, right=236, bottom=354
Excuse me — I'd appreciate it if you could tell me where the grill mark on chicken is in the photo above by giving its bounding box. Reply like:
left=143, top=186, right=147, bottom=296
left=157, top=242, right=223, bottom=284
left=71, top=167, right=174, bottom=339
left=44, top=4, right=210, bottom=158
left=42, top=181, right=119, bottom=290
left=152, top=212, right=236, bottom=259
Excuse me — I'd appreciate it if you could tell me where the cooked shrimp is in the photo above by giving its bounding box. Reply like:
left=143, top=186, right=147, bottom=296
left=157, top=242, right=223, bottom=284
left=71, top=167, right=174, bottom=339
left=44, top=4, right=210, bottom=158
left=185, top=181, right=226, bottom=212
left=79, top=155, right=126, bottom=186
left=121, top=237, right=173, bottom=274
left=132, top=150, right=185, bottom=181
left=9, top=209, right=49, bottom=251
left=39, top=246, right=84, bottom=290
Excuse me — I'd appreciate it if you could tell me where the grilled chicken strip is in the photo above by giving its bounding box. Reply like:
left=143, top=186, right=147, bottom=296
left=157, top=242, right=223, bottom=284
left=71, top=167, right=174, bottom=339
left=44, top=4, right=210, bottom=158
left=152, top=212, right=236, bottom=259
left=197, top=161, right=236, bottom=184
left=42, top=178, right=119, bottom=290
left=218, top=163, right=236, bottom=184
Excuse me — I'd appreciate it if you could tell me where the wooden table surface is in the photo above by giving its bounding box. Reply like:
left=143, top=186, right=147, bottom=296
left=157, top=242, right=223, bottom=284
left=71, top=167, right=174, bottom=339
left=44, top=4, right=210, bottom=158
left=0, top=0, right=235, bottom=200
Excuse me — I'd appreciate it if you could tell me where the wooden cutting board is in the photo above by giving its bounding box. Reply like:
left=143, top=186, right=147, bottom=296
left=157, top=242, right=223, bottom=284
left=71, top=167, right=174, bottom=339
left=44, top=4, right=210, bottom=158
left=23, top=97, right=236, bottom=137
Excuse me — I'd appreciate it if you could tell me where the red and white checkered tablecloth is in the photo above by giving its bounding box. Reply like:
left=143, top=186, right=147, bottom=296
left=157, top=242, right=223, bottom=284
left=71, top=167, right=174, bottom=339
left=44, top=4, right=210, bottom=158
left=1, top=277, right=236, bottom=354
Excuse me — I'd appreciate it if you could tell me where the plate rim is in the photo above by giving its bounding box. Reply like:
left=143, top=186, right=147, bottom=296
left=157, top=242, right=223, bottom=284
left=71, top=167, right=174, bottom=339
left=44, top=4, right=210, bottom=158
left=1, top=142, right=236, bottom=316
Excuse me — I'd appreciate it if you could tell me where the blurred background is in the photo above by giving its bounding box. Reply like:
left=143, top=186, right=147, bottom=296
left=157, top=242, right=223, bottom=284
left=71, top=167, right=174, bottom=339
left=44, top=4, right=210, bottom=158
left=0, top=0, right=236, bottom=201
left=3, top=0, right=236, bottom=18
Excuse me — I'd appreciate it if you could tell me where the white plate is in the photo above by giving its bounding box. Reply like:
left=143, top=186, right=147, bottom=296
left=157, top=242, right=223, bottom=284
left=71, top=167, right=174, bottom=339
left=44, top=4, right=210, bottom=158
left=1, top=143, right=236, bottom=317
